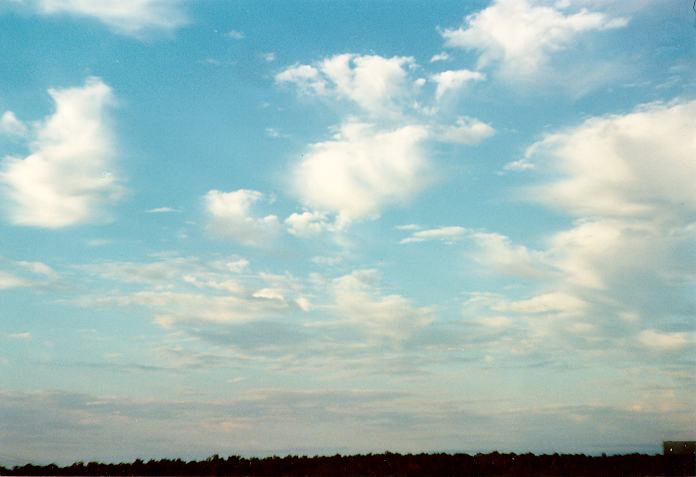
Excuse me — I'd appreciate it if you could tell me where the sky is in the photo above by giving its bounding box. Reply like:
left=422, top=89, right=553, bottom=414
left=0, top=0, right=695, bottom=465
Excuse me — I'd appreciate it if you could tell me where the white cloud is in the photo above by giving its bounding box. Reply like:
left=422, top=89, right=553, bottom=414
left=321, top=54, right=415, bottom=116
left=16, top=260, right=57, bottom=278
left=400, top=226, right=467, bottom=244
left=491, top=291, right=588, bottom=315
left=431, top=69, right=485, bottom=100
left=34, top=0, right=188, bottom=37
left=460, top=97, right=696, bottom=366
left=637, top=329, right=691, bottom=352
left=311, top=255, right=343, bottom=266
left=265, top=127, right=287, bottom=139
left=329, top=269, right=433, bottom=341
left=441, top=0, right=627, bottom=77
left=145, top=206, right=179, bottom=214
left=285, top=210, right=335, bottom=237
left=225, top=29, right=244, bottom=40
left=503, top=158, right=535, bottom=172
left=523, top=99, right=696, bottom=219
left=7, top=331, right=32, bottom=340
left=0, top=111, right=27, bottom=137
left=0, top=271, right=29, bottom=289
left=217, top=258, right=249, bottom=273
left=204, top=189, right=280, bottom=246
left=0, top=77, right=123, bottom=228
left=430, top=52, right=450, bottom=63
left=292, top=121, right=430, bottom=221
left=277, top=54, right=417, bottom=117
left=546, top=219, right=654, bottom=290
left=275, top=64, right=327, bottom=95
left=395, top=224, right=421, bottom=231
left=76, top=255, right=306, bottom=326
left=0, top=258, right=57, bottom=290
left=435, top=116, right=495, bottom=144
left=469, top=231, right=549, bottom=278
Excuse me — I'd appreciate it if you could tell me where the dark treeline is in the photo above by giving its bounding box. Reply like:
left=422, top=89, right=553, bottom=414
left=2, top=451, right=693, bottom=477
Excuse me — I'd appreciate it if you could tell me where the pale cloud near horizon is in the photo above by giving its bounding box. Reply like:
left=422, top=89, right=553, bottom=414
left=75, top=255, right=432, bottom=345
left=324, top=269, right=434, bottom=342
left=0, top=77, right=123, bottom=228
left=6, top=387, right=686, bottom=464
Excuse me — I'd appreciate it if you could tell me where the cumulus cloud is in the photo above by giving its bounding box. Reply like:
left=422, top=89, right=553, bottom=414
left=441, top=0, right=627, bottom=77
left=491, top=100, right=696, bottom=296
left=434, top=116, right=495, bottom=144
left=285, top=210, right=336, bottom=237
left=276, top=54, right=416, bottom=117
left=522, top=99, right=696, bottom=219
left=0, top=77, right=123, bottom=228
left=275, top=64, right=327, bottom=96
left=0, top=111, right=27, bottom=137
left=460, top=97, right=696, bottom=369
left=292, top=121, right=430, bottom=221
left=204, top=189, right=280, bottom=246
left=431, top=69, right=485, bottom=100
left=32, top=0, right=188, bottom=37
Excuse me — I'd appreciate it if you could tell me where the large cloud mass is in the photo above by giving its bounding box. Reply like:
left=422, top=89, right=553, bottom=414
left=0, top=77, right=123, bottom=228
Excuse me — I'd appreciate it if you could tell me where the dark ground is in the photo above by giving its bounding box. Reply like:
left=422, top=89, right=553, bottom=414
left=2, top=451, right=694, bottom=477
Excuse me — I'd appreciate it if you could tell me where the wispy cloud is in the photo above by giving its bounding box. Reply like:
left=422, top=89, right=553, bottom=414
left=400, top=226, right=467, bottom=244
left=145, top=206, right=179, bottom=214
left=30, top=0, right=189, bottom=38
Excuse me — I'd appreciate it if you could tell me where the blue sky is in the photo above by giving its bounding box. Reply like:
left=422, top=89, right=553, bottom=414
left=0, top=0, right=695, bottom=465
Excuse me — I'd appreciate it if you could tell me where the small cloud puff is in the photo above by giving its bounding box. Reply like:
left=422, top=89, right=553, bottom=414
left=204, top=189, right=280, bottom=246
